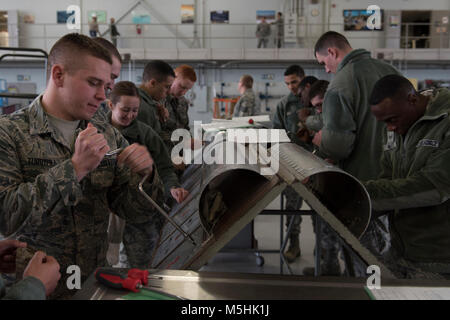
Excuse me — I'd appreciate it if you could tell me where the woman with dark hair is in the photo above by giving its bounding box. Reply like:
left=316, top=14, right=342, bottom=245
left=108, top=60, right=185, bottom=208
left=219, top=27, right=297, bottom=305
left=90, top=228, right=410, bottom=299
left=107, top=81, right=188, bottom=204
left=106, top=81, right=189, bottom=266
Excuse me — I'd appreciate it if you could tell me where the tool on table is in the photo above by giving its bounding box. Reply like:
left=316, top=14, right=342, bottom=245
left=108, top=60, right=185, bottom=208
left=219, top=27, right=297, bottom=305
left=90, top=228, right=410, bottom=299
left=95, top=268, right=142, bottom=292
left=128, top=268, right=149, bottom=286
left=95, top=268, right=184, bottom=300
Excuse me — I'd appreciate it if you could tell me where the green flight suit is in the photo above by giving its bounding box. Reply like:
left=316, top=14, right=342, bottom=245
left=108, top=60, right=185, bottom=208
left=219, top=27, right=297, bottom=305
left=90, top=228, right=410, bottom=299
left=320, top=48, right=401, bottom=180
left=319, top=49, right=401, bottom=276
left=0, top=96, right=164, bottom=298
left=364, top=88, right=450, bottom=278
left=111, top=112, right=180, bottom=196
left=107, top=113, right=179, bottom=267
left=272, top=92, right=311, bottom=150
left=0, top=275, right=45, bottom=300
left=137, top=87, right=162, bottom=135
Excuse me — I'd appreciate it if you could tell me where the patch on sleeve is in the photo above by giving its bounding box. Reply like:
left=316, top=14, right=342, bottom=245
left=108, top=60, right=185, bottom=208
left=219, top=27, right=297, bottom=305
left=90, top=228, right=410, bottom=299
left=416, top=139, right=439, bottom=148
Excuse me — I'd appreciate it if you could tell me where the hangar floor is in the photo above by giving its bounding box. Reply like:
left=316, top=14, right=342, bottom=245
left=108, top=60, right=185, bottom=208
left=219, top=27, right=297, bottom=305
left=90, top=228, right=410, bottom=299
left=200, top=196, right=317, bottom=276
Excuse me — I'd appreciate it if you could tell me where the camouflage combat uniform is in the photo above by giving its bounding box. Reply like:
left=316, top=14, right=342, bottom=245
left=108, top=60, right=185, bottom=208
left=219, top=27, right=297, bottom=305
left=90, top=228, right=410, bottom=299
left=234, top=88, right=257, bottom=118
left=107, top=112, right=179, bottom=266
left=137, top=87, right=162, bottom=135
left=320, top=49, right=401, bottom=276
left=256, top=21, right=271, bottom=48
left=304, top=111, right=342, bottom=275
left=273, top=17, right=284, bottom=48
left=0, top=96, right=164, bottom=298
left=365, top=88, right=450, bottom=279
left=305, top=113, right=323, bottom=133
left=161, top=94, right=191, bottom=152
left=272, top=93, right=310, bottom=243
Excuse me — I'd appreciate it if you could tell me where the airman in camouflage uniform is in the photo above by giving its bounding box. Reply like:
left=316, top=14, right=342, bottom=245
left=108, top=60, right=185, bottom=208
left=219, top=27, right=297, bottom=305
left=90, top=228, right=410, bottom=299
left=234, top=74, right=257, bottom=118
left=234, top=89, right=257, bottom=117
left=0, top=97, right=164, bottom=298
left=159, top=65, right=197, bottom=177
left=0, top=34, right=163, bottom=298
left=256, top=17, right=271, bottom=48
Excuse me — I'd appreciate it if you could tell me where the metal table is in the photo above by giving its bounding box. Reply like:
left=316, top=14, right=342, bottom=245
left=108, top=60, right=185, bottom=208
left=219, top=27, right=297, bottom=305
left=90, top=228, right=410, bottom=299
left=72, top=268, right=450, bottom=300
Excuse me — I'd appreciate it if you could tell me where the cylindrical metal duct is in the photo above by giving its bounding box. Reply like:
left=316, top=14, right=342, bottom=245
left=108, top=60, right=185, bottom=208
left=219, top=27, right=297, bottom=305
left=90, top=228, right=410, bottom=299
left=278, top=143, right=371, bottom=239
left=149, top=141, right=372, bottom=271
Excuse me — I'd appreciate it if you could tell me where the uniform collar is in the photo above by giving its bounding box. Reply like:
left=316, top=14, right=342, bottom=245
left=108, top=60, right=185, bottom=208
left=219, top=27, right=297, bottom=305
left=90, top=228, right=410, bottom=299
left=120, top=119, right=140, bottom=139
left=166, top=94, right=178, bottom=102
left=138, top=86, right=159, bottom=106
left=28, top=95, right=52, bottom=136
left=28, top=95, right=87, bottom=132
left=421, top=88, right=449, bottom=120
left=287, top=91, right=300, bottom=102
left=337, top=49, right=370, bottom=72
left=28, top=95, right=91, bottom=149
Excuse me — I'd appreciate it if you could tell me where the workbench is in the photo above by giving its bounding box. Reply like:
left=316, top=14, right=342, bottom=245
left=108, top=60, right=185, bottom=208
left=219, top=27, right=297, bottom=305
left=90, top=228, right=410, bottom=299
left=72, top=268, right=450, bottom=300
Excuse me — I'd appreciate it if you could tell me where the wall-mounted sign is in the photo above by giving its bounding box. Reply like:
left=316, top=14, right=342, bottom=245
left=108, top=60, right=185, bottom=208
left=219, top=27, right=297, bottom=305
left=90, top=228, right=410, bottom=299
left=343, top=9, right=384, bottom=31
left=181, top=4, right=194, bottom=24
left=211, top=10, right=229, bottom=24
left=256, top=10, right=276, bottom=23
left=57, top=10, right=73, bottom=24
left=88, top=10, right=106, bottom=24
left=23, top=14, right=35, bottom=24
left=390, top=15, right=400, bottom=28
left=132, top=14, right=150, bottom=24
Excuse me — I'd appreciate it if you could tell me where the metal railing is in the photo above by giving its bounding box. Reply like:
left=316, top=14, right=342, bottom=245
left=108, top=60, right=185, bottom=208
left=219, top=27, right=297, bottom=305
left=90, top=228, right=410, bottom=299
left=1, top=21, right=450, bottom=53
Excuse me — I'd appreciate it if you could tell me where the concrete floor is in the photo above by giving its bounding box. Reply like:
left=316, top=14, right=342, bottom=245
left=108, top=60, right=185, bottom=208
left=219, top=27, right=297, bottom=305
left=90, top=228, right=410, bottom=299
left=200, top=195, right=317, bottom=275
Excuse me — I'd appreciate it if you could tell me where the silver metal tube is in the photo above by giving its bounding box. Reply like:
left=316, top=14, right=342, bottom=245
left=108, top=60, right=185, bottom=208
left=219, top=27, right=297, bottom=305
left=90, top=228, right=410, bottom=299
left=138, top=172, right=197, bottom=245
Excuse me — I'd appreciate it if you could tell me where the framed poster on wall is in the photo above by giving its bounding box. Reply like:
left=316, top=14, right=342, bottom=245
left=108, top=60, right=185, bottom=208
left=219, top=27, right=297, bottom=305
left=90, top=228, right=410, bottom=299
left=57, top=10, right=74, bottom=24
left=210, top=11, right=229, bottom=24
left=181, top=4, right=194, bottom=24
left=343, top=9, right=384, bottom=31
left=88, top=10, right=106, bottom=24
left=132, top=14, right=151, bottom=24
left=256, top=10, right=276, bottom=23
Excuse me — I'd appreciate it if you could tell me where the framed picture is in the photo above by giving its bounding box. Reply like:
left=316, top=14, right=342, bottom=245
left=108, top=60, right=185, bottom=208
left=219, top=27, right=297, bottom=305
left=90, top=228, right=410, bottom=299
left=343, top=9, right=384, bottom=31
left=132, top=14, right=151, bottom=24
left=181, top=4, right=194, bottom=24
left=88, top=10, right=106, bottom=24
left=57, top=10, right=73, bottom=24
left=256, top=10, right=276, bottom=23
left=210, top=10, right=229, bottom=24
